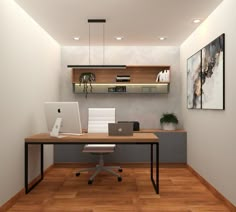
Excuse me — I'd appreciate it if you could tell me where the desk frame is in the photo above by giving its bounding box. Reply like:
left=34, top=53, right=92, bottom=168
left=25, top=133, right=159, bottom=194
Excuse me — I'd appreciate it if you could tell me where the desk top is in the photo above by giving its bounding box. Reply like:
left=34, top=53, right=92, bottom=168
left=25, top=133, right=159, bottom=144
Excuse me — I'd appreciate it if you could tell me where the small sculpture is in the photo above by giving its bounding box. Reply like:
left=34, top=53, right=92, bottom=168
left=156, top=70, right=170, bottom=82
left=79, top=72, right=96, bottom=98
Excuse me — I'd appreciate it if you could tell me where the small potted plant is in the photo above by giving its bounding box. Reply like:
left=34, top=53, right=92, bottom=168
left=160, top=113, right=178, bottom=130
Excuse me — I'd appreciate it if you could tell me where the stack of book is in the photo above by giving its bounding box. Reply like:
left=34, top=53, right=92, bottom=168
left=116, top=75, right=130, bottom=82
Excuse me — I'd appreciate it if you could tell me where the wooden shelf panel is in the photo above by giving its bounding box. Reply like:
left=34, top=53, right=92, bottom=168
left=72, top=66, right=171, bottom=84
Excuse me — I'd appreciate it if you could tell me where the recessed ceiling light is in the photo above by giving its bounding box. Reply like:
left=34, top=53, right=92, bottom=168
left=73, top=37, right=80, bottom=40
left=193, top=19, right=201, bottom=24
left=114, top=36, right=123, bottom=41
left=159, top=37, right=167, bottom=41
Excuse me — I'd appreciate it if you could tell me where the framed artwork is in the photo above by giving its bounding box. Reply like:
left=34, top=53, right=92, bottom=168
left=187, top=33, right=225, bottom=110
left=201, top=33, right=225, bottom=110
left=187, top=50, right=202, bottom=109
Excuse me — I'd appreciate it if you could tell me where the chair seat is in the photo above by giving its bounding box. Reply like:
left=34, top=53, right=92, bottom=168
left=83, top=144, right=115, bottom=153
left=76, top=108, right=122, bottom=184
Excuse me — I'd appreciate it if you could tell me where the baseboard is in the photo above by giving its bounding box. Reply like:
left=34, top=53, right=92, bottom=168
left=0, top=188, right=25, bottom=212
left=0, top=164, right=53, bottom=212
left=54, top=162, right=187, bottom=168
left=187, top=165, right=236, bottom=212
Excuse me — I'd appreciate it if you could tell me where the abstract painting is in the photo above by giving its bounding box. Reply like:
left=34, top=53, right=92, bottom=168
left=187, top=50, right=202, bottom=109
left=201, top=34, right=225, bottom=109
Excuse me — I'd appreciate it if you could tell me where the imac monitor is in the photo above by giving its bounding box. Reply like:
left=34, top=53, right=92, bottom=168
left=44, top=102, right=82, bottom=137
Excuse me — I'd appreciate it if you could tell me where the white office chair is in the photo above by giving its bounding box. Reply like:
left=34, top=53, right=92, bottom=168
left=75, top=108, right=122, bottom=184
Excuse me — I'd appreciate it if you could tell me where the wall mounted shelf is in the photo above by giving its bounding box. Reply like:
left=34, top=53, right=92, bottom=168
left=68, top=65, right=171, bottom=94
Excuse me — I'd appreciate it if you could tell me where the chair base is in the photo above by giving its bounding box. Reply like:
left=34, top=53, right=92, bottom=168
left=75, top=154, right=122, bottom=184
left=75, top=164, right=122, bottom=183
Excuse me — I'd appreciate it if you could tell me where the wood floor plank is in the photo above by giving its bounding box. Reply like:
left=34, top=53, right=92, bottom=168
left=7, top=166, right=232, bottom=212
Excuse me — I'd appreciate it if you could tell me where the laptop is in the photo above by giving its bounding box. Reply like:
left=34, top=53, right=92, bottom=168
left=108, top=123, right=133, bottom=136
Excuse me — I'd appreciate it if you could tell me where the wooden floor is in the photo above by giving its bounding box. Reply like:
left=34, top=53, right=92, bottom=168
left=8, top=165, right=230, bottom=212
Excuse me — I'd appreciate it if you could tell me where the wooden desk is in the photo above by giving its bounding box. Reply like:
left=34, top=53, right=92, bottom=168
left=25, top=133, right=159, bottom=194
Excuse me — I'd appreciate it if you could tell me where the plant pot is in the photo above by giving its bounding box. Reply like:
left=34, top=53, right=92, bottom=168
left=162, top=122, right=177, bottom=131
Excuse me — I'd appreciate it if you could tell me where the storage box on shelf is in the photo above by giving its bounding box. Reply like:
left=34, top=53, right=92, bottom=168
left=69, top=65, right=171, bottom=94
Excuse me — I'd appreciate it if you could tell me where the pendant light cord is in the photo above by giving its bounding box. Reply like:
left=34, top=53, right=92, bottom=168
left=89, top=23, right=91, bottom=65
left=103, top=22, right=105, bottom=65
left=87, top=19, right=106, bottom=65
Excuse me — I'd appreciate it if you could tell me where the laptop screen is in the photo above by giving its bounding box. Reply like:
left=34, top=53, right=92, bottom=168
left=108, top=123, right=133, bottom=136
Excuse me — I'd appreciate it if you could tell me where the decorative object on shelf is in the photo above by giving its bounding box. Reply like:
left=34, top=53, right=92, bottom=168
left=79, top=72, right=96, bottom=98
left=108, top=87, right=116, bottom=92
left=187, top=33, right=225, bottom=110
left=115, top=86, right=126, bottom=92
left=156, top=70, right=170, bottom=82
left=107, top=86, right=126, bottom=93
left=160, top=113, right=178, bottom=130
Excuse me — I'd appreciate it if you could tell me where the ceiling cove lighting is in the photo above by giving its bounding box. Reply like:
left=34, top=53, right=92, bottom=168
left=193, top=19, right=201, bottom=24
left=68, top=19, right=126, bottom=69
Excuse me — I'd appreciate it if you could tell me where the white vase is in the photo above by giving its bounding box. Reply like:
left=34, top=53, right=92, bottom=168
left=162, top=122, right=176, bottom=131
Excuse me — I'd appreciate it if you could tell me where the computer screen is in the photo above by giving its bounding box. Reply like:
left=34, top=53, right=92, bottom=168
left=44, top=102, right=82, bottom=136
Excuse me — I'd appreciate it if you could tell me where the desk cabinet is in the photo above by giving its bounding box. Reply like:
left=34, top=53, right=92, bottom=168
left=156, top=131, right=187, bottom=163
left=54, top=130, right=187, bottom=164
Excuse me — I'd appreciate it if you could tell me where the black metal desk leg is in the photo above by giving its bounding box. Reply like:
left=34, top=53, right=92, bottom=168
left=156, top=143, right=159, bottom=194
left=25, top=143, right=28, bottom=194
left=150, top=143, right=159, bottom=194
left=25, top=144, right=44, bottom=194
left=150, top=144, right=153, bottom=180
left=41, top=144, right=44, bottom=180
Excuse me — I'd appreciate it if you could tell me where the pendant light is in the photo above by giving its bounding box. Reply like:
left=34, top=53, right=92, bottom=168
left=68, top=19, right=126, bottom=69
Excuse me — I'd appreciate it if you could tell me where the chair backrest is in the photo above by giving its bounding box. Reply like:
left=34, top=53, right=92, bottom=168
left=88, top=108, right=115, bottom=133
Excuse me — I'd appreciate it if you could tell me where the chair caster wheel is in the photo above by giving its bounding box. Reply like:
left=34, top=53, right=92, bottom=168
left=118, top=177, right=122, bottom=182
left=75, top=173, right=80, bottom=177
left=88, top=180, right=93, bottom=184
left=118, top=168, right=123, bottom=172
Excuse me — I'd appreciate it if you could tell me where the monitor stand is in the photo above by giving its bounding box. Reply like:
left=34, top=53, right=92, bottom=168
left=49, top=118, right=83, bottom=137
left=50, top=117, right=62, bottom=137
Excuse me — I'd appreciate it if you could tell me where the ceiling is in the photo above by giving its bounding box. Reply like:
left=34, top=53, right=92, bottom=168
left=15, top=0, right=223, bottom=46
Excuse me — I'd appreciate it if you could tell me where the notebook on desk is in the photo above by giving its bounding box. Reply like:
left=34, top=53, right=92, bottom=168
left=108, top=123, right=133, bottom=136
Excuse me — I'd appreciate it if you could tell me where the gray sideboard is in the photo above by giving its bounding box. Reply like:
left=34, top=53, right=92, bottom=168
left=155, top=130, right=187, bottom=163
left=54, top=129, right=187, bottom=164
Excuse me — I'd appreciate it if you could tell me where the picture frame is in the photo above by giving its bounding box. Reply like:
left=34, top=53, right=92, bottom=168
left=187, top=33, right=225, bottom=110
left=187, top=50, right=202, bottom=109
left=201, top=33, right=225, bottom=110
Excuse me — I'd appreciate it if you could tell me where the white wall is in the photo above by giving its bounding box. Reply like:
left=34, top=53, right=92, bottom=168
left=61, top=46, right=181, bottom=129
left=180, top=0, right=236, bottom=206
left=0, top=0, right=61, bottom=206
